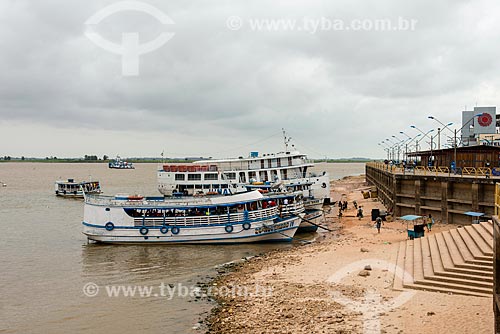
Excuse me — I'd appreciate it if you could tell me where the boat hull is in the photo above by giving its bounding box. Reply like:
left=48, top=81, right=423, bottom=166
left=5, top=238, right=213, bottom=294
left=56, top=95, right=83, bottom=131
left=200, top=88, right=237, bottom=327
left=297, top=209, right=324, bottom=233
left=83, top=217, right=300, bottom=244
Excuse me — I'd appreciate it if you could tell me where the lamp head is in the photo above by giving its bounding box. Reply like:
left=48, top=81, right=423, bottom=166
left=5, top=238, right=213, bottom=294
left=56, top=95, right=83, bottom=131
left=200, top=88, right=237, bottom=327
left=446, top=122, right=453, bottom=126
left=428, top=116, right=435, bottom=119
left=475, top=113, right=483, bottom=117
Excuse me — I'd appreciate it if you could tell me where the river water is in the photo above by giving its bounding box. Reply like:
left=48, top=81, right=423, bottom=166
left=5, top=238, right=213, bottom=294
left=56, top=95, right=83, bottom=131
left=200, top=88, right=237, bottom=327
left=0, top=162, right=365, bottom=334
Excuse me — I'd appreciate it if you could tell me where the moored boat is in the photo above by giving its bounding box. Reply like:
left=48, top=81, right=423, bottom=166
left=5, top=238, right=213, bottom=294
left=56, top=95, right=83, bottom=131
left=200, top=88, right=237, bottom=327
left=157, top=131, right=331, bottom=204
left=297, top=209, right=324, bottom=233
left=82, top=190, right=304, bottom=244
left=55, top=179, right=101, bottom=198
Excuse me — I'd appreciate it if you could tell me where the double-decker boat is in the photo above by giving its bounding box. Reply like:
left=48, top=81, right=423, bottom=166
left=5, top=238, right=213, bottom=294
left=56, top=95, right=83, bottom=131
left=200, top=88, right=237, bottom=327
left=82, top=190, right=304, bottom=244
left=157, top=131, right=331, bottom=204
left=55, top=179, right=101, bottom=198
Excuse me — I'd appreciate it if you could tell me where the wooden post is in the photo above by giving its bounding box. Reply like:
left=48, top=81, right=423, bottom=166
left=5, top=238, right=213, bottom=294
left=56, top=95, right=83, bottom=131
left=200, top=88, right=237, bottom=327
left=441, top=181, right=448, bottom=224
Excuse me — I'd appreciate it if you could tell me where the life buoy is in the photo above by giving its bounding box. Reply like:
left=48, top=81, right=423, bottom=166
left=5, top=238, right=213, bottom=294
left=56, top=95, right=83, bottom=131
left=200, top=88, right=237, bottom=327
left=55, top=190, right=59, bottom=195
left=171, top=226, right=180, bottom=235
left=63, top=190, right=67, bottom=195
left=321, top=183, right=327, bottom=188
left=160, top=225, right=169, bottom=234
left=105, top=222, right=114, bottom=231
left=242, top=222, right=251, bottom=230
left=139, top=227, right=149, bottom=235
left=225, top=225, right=234, bottom=233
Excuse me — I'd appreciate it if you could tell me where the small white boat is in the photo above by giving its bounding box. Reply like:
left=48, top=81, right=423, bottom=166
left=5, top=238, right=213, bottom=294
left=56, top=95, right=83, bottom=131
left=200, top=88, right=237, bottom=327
left=108, top=156, right=135, bottom=169
left=82, top=190, right=304, bottom=244
left=55, top=179, right=101, bottom=198
left=298, top=209, right=324, bottom=232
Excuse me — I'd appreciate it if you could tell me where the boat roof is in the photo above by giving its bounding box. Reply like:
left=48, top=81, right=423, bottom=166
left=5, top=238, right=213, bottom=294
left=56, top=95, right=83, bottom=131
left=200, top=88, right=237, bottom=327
left=55, top=180, right=98, bottom=185
left=193, top=150, right=307, bottom=164
left=86, top=190, right=283, bottom=208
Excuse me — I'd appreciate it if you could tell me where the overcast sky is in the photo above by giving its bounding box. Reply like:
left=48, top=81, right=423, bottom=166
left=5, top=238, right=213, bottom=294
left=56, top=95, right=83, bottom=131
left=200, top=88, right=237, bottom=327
left=1, top=0, right=499, bottom=159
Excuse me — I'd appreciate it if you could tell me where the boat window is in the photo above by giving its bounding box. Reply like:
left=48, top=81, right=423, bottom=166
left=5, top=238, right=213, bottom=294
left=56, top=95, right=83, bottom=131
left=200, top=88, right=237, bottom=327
left=288, top=157, right=292, bottom=166
left=224, top=172, right=236, bottom=180
left=204, top=173, right=218, bottom=180
left=239, top=172, right=246, bottom=183
left=188, top=174, right=201, bottom=181
left=277, top=159, right=281, bottom=167
left=175, top=174, right=185, bottom=181
left=195, top=185, right=202, bottom=189
left=221, top=184, right=228, bottom=189
left=203, top=184, right=210, bottom=189
left=260, top=160, right=265, bottom=169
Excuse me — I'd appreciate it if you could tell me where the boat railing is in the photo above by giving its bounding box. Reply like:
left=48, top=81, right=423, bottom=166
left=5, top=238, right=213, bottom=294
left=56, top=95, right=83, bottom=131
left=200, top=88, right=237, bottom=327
left=281, top=202, right=305, bottom=215
left=133, top=207, right=279, bottom=227
left=85, top=194, right=205, bottom=207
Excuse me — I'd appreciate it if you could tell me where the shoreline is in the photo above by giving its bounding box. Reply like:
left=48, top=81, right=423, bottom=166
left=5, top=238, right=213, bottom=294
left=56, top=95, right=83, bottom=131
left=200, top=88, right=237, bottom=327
left=203, top=175, right=493, bottom=333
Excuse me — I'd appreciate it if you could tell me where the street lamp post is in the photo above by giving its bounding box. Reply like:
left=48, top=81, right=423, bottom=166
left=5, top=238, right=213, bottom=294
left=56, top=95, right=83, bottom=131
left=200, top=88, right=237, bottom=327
left=428, top=116, right=454, bottom=150
left=410, top=126, right=435, bottom=150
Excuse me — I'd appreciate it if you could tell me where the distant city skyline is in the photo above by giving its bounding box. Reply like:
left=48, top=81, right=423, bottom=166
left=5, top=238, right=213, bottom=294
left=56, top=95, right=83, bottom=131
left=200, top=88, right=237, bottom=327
left=1, top=1, right=499, bottom=159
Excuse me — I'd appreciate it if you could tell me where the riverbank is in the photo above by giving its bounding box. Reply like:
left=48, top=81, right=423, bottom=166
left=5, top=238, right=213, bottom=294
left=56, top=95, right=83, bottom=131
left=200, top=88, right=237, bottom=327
left=205, top=175, right=493, bottom=333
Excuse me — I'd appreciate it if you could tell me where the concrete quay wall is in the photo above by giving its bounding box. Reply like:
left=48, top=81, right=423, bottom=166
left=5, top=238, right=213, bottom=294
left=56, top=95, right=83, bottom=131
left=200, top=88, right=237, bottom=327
left=366, top=163, right=496, bottom=224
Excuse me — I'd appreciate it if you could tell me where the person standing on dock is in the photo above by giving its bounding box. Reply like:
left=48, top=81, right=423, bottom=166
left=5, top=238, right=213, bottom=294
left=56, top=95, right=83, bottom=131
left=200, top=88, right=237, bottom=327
left=375, top=216, right=383, bottom=233
left=427, top=214, right=434, bottom=231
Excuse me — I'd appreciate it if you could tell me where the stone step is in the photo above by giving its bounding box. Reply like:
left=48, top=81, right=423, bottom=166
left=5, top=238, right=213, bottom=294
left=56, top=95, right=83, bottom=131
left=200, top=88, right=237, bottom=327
left=446, top=229, right=492, bottom=265
left=473, top=222, right=494, bottom=246
left=480, top=221, right=494, bottom=237
left=429, top=233, right=453, bottom=271
left=420, top=236, right=435, bottom=278
left=440, top=231, right=492, bottom=272
left=404, top=240, right=414, bottom=285
left=419, top=236, right=491, bottom=289
left=413, top=238, right=424, bottom=281
left=393, top=240, right=406, bottom=290
left=411, top=278, right=492, bottom=295
left=403, top=283, right=491, bottom=298
left=464, top=225, right=493, bottom=256
left=456, top=227, right=492, bottom=261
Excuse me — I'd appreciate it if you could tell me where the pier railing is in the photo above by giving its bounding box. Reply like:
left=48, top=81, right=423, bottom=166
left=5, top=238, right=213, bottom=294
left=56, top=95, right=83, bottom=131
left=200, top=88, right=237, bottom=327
left=367, top=162, right=492, bottom=178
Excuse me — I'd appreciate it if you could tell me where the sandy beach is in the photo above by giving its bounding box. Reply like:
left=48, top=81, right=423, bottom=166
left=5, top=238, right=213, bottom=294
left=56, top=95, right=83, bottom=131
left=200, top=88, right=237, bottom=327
left=207, top=175, right=493, bottom=333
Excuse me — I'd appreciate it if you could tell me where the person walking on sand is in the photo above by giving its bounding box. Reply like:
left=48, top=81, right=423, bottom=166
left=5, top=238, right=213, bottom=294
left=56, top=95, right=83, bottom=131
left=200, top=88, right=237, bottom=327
left=375, top=216, right=383, bottom=233
left=427, top=214, right=434, bottom=231
left=357, top=206, right=363, bottom=220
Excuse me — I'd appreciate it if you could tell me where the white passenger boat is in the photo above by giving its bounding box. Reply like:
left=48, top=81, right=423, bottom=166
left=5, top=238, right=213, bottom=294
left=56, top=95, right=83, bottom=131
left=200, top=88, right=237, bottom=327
left=55, top=179, right=101, bottom=198
left=108, top=156, right=135, bottom=169
left=157, top=131, right=331, bottom=204
left=82, top=190, right=304, bottom=244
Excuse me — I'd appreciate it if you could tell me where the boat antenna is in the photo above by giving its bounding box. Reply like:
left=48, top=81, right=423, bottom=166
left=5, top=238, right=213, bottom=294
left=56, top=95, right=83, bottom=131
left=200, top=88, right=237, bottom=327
left=282, top=128, right=292, bottom=153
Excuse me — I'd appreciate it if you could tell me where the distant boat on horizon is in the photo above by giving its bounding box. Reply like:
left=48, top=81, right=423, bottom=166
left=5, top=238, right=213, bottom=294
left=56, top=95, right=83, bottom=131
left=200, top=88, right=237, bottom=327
left=108, top=156, right=135, bottom=169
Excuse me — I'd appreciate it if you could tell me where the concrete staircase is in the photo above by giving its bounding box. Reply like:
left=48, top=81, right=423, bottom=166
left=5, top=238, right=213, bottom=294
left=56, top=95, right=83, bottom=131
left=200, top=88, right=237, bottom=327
left=393, top=221, right=493, bottom=297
